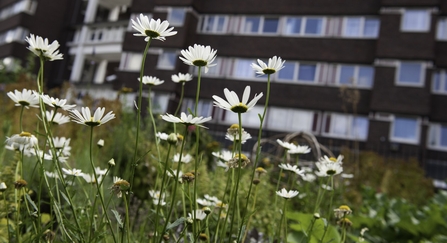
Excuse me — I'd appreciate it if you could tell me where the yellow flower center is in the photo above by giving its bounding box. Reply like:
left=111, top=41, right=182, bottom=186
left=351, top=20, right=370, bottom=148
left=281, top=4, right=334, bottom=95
left=229, top=124, right=239, bottom=130
left=18, top=100, right=30, bottom=106
left=19, top=131, right=32, bottom=137
left=263, top=68, right=276, bottom=75
left=339, top=205, right=351, bottom=211
left=230, top=103, right=248, bottom=113
left=145, top=30, right=160, bottom=38
left=85, top=117, right=100, bottom=127
left=329, top=157, right=337, bottom=162
left=193, top=60, right=208, bottom=67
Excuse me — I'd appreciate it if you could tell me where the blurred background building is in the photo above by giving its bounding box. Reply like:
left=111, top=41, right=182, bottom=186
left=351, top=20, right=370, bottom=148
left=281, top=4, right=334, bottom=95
left=1, top=0, right=447, bottom=184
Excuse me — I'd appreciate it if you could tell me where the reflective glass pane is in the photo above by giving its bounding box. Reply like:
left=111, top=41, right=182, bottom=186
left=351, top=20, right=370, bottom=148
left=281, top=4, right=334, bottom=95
left=305, top=18, right=322, bottom=34
left=358, top=66, right=374, bottom=87
left=285, top=17, right=302, bottom=34
left=441, top=125, right=447, bottom=146
left=298, top=64, right=316, bottom=81
left=263, top=18, right=279, bottom=33
left=364, top=18, right=379, bottom=37
left=393, top=117, right=417, bottom=140
left=244, top=17, right=260, bottom=33
left=399, top=62, right=422, bottom=84
left=353, top=117, right=369, bottom=139
left=344, top=18, right=361, bottom=37
left=339, top=65, right=355, bottom=84
left=432, top=73, right=441, bottom=91
left=216, top=16, right=226, bottom=32
left=277, top=62, right=295, bottom=80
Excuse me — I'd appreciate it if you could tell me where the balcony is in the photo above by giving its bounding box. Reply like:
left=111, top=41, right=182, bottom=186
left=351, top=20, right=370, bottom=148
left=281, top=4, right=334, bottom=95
left=69, top=21, right=128, bottom=46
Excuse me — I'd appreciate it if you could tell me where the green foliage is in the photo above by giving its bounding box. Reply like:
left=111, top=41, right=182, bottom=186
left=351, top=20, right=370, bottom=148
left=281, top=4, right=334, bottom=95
left=287, top=212, right=341, bottom=243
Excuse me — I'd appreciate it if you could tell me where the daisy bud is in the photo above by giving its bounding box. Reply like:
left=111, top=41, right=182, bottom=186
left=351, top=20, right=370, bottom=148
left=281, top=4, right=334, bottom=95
left=43, top=229, right=56, bottom=242
left=163, top=234, right=170, bottom=241
left=97, top=139, right=105, bottom=148
left=186, top=217, right=194, bottom=225
left=0, top=182, right=7, bottom=192
left=203, top=207, right=212, bottom=215
left=313, top=213, right=320, bottom=219
left=167, top=133, right=178, bottom=145
left=252, top=179, right=261, bottom=185
left=108, top=158, right=116, bottom=166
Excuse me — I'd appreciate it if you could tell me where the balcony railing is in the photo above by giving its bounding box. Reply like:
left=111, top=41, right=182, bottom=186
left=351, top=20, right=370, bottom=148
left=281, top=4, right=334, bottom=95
left=70, top=21, right=128, bottom=45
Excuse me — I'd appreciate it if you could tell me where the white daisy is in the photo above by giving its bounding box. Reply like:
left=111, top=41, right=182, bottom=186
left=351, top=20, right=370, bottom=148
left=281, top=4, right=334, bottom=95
left=188, top=210, right=207, bottom=220
left=179, top=44, right=217, bottom=73
left=251, top=56, right=285, bottom=75
left=156, top=132, right=169, bottom=141
left=46, top=110, right=70, bottom=125
left=197, top=198, right=214, bottom=207
left=167, top=169, right=183, bottom=182
left=320, top=155, right=344, bottom=164
left=40, top=94, right=76, bottom=110
left=288, top=145, right=311, bottom=155
left=302, top=173, right=317, bottom=182
left=204, top=194, right=220, bottom=203
left=212, top=86, right=263, bottom=113
left=131, top=14, right=177, bottom=41
left=62, top=168, right=84, bottom=177
left=81, top=174, right=103, bottom=184
left=172, top=153, right=193, bottom=163
left=212, top=150, right=233, bottom=162
left=5, top=132, right=38, bottom=150
left=276, top=139, right=297, bottom=151
left=7, top=89, right=39, bottom=108
left=160, top=112, right=212, bottom=128
left=69, top=107, right=115, bottom=127
left=172, top=73, right=193, bottom=83
left=278, top=163, right=305, bottom=176
left=315, top=157, right=343, bottom=177
left=276, top=188, right=299, bottom=199
left=52, top=137, right=71, bottom=156
left=149, top=190, right=165, bottom=200
left=138, top=76, right=164, bottom=86
left=225, top=130, right=252, bottom=144
left=25, top=34, right=63, bottom=61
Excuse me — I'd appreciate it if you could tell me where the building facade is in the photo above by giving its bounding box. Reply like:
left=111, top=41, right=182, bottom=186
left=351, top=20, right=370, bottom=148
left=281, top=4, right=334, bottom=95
left=1, top=0, right=447, bottom=182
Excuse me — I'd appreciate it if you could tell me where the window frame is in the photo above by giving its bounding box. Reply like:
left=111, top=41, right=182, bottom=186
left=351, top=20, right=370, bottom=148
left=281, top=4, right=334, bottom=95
left=335, top=64, right=375, bottom=88
left=156, top=50, right=177, bottom=70
left=240, top=16, right=280, bottom=35
left=282, top=16, right=325, bottom=36
left=321, top=112, right=370, bottom=140
left=266, top=107, right=320, bottom=133
left=401, top=9, right=431, bottom=33
left=437, top=18, right=447, bottom=41
left=275, top=61, right=320, bottom=84
left=432, top=70, right=447, bottom=94
left=342, top=16, right=380, bottom=38
left=198, top=15, right=229, bottom=34
left=389, top=116, right=421, bottom=144
left=427, top=123, right=447, bottom=151
left=119, top=52, right=143, bottom=71
left=167, top=7, right=186, bottom=27
left=395, top=61, right=426, bottom=87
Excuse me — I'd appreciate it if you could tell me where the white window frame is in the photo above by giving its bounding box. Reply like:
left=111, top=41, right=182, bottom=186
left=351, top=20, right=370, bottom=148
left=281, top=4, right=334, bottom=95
left=389, top=116, right=421, bottom=144
left=401, top=9, right=431, bottom=32
left=240, top=16, right=280, bottom=35
left=322, top=113, right=369, bottom=140
left=427, top=123, right=447, bottom=151
left=432, top=70, right=447, bottom=94
left=119, top=52, right=142, bottom=71
left=335, top=65, right=374, bottom=88
left=395, top=61, right=426, bottom=87
left=198, top=15, right=229, bottom=34
left=197, top=57, right=227, bottom=77
left=342, top=17, right=380, bottom=38
left=437, top=18, right=447, bottom=41
left=283, top=16, right=325, bottom=36
left=266, top=107, right=320, bottom=133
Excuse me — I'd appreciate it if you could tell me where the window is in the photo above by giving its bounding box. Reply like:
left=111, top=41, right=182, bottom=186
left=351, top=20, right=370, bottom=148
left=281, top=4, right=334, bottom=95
left=428, top=123, right=447, bottom=150
left=168, top=8, right=186, bottom=26
left=343, top=17, right=380, bottom=38
left=276, top=61, right=318, bottom=83
left=149, top=92, right=170, bottom=114
left=337, top=65, right=374, bottom=88
left=396, top=62, right=425, bottom=86
left=119, top=52, right=142, bottom=71
left=0, top=0, right=37, bottom=21
left=241, top=16, right=279, bottom=34
left=232, top=58, right=259, bottom=79
left=0, top=27, right=29, bottom=45
left=322, top=113, right=369, bottom=140
left=221, top=105, right=264, bottom=128
left=157, top=50, right=176, bottom=70
left=390, top=116, right=420, bottom=144
left=182, top=99, right=214, bottom=118
left=283, top=16, right=324, bottom=36
left=401, top=9, right=430, bottom=32
left=199, top=15, right=229, bottom=33
left=437, top=18, right=447, bottom=40
left=267, top=107, right=319, bottom=132
left=199, top=57, right=226, bottom=77
left=432, top=70, right=447, bottom=94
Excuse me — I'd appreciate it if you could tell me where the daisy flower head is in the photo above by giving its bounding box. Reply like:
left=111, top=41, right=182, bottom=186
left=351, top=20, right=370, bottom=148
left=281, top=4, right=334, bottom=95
left=70, top=107, right=115, bottom=127
left=188, top=210, right=207, bottom=221
left=225, top=130, right=252, bottom=144
left=160, top=112, right=212, bottom=128
left=251, top=56, right=285, bottom=75
left=131, top=14, right=177, bottom=41
left=62, top=168, right=84, bottom=177
left=7, top=89, right=39, bottom=108
left=52, top=137, right=71, bottom=156
left=25, top=34, right=63, bottom=61
left=228, top=153, right=250, bottom=169
left=212, top=86, right=263, bottom=113
left=6, top=131, right=38, bottom=150
left=276, top=139, right=297, bottom=151
left=40, top=94, right=76, bottom=110
left=179, top=44, right=217, bottom=73
left=278, top=163, right=305, bottom=176
left=111, top=176, right=130, bottom=198
left=320, top=155, right=344, bottom=164
left=46, top=110, right=70, bottom=125
left=138, top=76, right=164, bottom=86
left=288, top=145, right=311, bottom=155
left=156, top=132, right=169, bottom=141
left=276, top=188, right=299, bottom=199
left=173, top=153, right=193, bottom=163
left=172, top=72, right=193, bottom=83
left=315, top=158, right=343, bottom=177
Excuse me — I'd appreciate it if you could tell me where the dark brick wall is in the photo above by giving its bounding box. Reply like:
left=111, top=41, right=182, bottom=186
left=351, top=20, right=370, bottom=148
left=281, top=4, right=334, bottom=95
left=429, top=95, right=447, bottom=122
left=370, top=66, right=431, bottom=115
left=435, top=42, right=447, bottom=68
left=376, top=14, right=436, bottom=60
left=381, top=0, right=439, bottom=6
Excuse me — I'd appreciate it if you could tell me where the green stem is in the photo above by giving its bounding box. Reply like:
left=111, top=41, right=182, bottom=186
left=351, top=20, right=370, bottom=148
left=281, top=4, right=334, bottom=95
left=147, top=86, right=162, bottom=165
left=154, top=143, right=172, bottom=242
left=277, top=199, right=288, bottom=243
left=19, top=106, right=24, bottom=132
left=229, top=112, right=243, bottom=242
left=3, top=193, right=11, bottom=243
left=123, top=193, right=131, bottom=243
left=173, top=82, right=185, bottom=133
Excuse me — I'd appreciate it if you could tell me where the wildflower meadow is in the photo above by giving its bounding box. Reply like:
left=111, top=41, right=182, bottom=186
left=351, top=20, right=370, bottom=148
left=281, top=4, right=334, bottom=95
left=1, top=14, right=447, bottom=243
